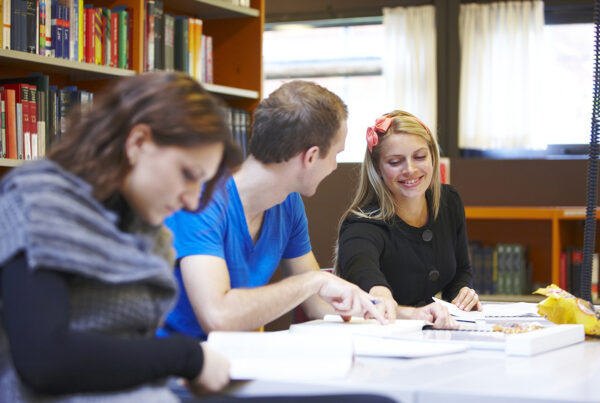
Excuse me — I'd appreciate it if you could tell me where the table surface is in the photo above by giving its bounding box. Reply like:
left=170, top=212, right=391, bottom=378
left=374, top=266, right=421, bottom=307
left=224, top=335, right=600, bottom=403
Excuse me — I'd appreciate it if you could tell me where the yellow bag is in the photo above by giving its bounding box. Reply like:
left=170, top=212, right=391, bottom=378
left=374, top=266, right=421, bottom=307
left=535, top=284, right=600, bottom=336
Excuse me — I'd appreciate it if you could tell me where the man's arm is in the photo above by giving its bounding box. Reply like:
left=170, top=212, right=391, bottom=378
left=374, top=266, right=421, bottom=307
left=181, top=253, right=386, bottom=333
left=280, top=251, right=336, bottom=319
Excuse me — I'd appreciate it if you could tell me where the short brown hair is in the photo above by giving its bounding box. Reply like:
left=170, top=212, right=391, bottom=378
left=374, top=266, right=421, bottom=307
left=250, top=80, right=348, bottom=163
left=48, top=71, right=243, bottom=209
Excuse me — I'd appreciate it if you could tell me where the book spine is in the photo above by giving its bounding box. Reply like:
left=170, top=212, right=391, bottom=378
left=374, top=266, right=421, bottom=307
left=38, top=0, right=45, bottom=55
left=25, top=0, right=35, bottom=52
left=2, top=0, right=10, bottom=49
left=15, top=102, right=22, bottom=159
left=145, top=0, right=154, bottom=71
left=117, top=9, right=126, bottom=68
left=110, top=10, right=117, bottom=67
left=3, top=89, right=16, bottom=159
left=0, top=98, right=5, bottom=158
left=28, top=85, right=37, bottom=160
left=63, top=4, right=69, bottom=59
left=77, top=0, right=82, bottom=61
left=93, top=8, right=101, bottom=64
left=44, top=0, right=51, bottom=55
left=164, top=13, right=173, bottom=71
left=20, top=85, right=29, bottom=160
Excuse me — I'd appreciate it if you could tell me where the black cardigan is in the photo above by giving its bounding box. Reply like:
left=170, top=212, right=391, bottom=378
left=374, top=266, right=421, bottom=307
left=338, top=184, right=473, bottom=306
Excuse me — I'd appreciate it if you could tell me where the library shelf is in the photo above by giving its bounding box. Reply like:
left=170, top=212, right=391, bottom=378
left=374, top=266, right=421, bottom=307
left=465, top=206, right=600, bottom=294
left=0, top=49, right=135, bottom=80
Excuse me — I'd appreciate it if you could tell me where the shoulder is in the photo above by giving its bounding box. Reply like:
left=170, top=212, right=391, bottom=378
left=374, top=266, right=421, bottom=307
left=439, top=184, right=466, bottom=220
left=340, top=210, right=389, bottom=235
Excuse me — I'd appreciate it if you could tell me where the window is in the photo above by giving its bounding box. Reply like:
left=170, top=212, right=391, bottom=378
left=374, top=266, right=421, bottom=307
left=539, top=22, right=594, bottom=149
left=263, top=22, right=385, bottom=162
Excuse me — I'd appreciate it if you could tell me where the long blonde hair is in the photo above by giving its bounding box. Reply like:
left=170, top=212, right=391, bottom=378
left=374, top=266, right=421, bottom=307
left=333, top=110, right=441, bottom=271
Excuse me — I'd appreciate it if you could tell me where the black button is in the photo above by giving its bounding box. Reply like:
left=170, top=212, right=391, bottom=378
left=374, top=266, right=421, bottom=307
left=422, top=229, right=433, bottom=242
left=428, top=270, right=440, bottom=281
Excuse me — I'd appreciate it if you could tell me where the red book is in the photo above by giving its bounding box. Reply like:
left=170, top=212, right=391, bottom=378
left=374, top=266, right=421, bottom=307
left=86, top=8, right=95, bottom=63
left=559, top=251, right=567, bottom=290
left=111, top=11, right=118, bottom=67
left=28, top=85, right=38, bottom=159
left=2, top=84, right=29, bottom=160
left=3, top=89, right=17, bottom=159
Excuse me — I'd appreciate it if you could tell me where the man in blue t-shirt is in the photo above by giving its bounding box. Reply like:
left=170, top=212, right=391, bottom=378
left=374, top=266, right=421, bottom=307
left=163, top=81, right=453, bottom=339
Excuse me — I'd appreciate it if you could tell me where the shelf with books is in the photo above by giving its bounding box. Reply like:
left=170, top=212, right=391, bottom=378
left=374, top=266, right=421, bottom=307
left=204, top=83, right=259, bottom=99
left=0, top=49, right=135, bottom=80
left=0, top=158, right=25, bottom=168
left=465, top=206, right=600, bottom=300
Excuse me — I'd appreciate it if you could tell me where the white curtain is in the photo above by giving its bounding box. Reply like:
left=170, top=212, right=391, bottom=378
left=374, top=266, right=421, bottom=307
left=459, top=1, right=544, bottom=150
left=383, top=6, right=437, bottom=138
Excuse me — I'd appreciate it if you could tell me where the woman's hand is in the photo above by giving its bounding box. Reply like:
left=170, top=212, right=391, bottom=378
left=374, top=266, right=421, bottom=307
left=186, top=343, right=230, bottom=396
left=399, top=302, right=458, bottom=329
left=452, top=287, right=483, bottom=312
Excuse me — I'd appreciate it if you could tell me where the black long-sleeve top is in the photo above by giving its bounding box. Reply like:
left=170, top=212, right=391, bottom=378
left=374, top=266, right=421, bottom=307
left=0, top=195, right=204, bottom=395
left=338, top=184, right=473, bottom=306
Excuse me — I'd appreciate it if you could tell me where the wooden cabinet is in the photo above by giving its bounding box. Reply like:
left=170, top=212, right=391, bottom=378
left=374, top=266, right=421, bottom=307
left=465, top=206, right=600, bottom=301
left=0, top=0, right=263, bottom=169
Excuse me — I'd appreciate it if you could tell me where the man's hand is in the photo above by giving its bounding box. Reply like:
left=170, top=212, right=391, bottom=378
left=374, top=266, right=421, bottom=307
left=452, top=287, right=483, bottom=311
left=317, top=272, right=388, bottom=325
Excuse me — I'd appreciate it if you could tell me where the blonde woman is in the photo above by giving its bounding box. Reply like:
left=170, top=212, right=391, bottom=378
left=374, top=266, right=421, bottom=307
left=336, top=110, right=481, bottom=322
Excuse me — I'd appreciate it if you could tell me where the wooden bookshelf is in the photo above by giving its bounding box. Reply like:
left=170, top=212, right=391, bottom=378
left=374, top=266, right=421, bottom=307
left=465, top=206, right=600, bottom=295
left=0, top=0, right=263, bottom=166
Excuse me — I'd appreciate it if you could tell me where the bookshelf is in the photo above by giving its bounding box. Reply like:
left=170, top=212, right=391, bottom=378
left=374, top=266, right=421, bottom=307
left=465, top=206, right=600, bottom=300
left=0, top=0, right=263, bottom=167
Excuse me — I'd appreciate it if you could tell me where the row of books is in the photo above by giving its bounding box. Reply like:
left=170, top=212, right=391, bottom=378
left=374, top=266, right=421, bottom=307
left=469, top=242, right=532, bottom=296
left=227, top=108, right=251, bottom=158
left=0, top=74, right=92, bottom=160
left=144, top=0, right=213, bottom=83
left=2, top=0, right=132, bottom=69
left=560, top=247, right=599, bottom=299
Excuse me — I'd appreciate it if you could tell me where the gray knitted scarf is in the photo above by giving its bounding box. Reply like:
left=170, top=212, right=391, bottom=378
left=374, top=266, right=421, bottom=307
left=0, top=159, right=179, bottom=402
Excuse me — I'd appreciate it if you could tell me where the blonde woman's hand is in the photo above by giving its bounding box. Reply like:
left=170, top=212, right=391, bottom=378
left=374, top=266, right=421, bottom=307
left=451, top=287, right=483, bottom=312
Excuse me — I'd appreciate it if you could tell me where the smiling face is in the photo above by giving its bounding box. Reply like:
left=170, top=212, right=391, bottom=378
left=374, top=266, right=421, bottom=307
left=120, top=128, right=224, bottom=225
left=377, top=133, right=433, bottom=204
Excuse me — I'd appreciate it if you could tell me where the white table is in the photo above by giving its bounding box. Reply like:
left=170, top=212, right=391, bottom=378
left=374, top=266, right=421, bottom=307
left=224, top=337, right=600, bottom=403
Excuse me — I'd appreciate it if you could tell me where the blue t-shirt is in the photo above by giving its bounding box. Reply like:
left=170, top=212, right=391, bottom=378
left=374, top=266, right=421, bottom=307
left=162, top=177, right=312, bottom=339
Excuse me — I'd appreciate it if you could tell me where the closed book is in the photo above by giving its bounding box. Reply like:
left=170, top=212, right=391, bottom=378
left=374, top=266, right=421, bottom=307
left=145, top=0, right=155, bottom=71
left=571, top=249, right=583, bottom=297
left=173, top=16, right=188, bottom=73
left=93, top=8, right=101, bottom=64
left=112, top=6, right=127, bottom=68
left=2, top=0, right=10, bottom=49
left=164, top=13, right=174, bottom=71
left=25, top=0, right=35, bottom=52
left=47, top=85, right=58, bottom=144
left=153, top=0, right=163, bottom=70
left=0, top=99, right=4, bottom=158
left=102, top=8, right=110, bottom=66
left=77, top=0, right=82, bottom=61
left=38, top=0, right=46, bottom=55
left=2, top=88, right=16, bottom=158
left=44, top=0, right=51, bottom=55
left=28, top=85, right=37, bottom=159
left=110, top=10, right=117, bottom=67
left=62, top=4, right=70, bottom=59
left=15, top=102, right=23, bottom=159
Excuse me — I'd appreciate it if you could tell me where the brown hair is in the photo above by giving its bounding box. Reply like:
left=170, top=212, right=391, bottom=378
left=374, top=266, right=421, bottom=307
left=48, top=71, right=243, bottom=209
left=250, top=80, right=348, bottom=163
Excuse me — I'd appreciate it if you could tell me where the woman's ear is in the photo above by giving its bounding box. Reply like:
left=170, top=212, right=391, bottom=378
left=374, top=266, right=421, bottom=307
left=125, top=124, right=153, bottom=165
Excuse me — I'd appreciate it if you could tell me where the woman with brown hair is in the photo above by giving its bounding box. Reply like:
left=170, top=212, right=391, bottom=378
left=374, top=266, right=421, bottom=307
left=336, top=110, right=481, bottom=323
left=0, top=72, right=243, bottom=401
